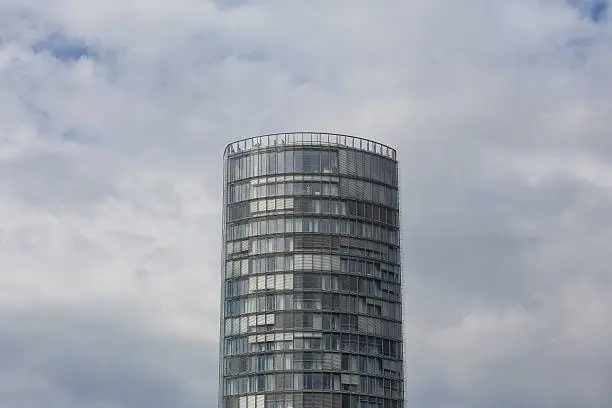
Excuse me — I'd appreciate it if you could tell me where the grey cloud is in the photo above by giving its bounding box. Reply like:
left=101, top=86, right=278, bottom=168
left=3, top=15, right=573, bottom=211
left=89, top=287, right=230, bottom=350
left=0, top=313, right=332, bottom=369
left=0, top=151, right=117, bottom=213
left=0, top=306, right=216, bottom=408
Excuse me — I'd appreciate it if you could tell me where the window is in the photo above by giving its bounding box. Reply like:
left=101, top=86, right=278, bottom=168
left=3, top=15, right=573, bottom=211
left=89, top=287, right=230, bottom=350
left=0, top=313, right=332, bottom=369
left=294, top=150, right=303, bottom=172
left=277, top=151, right=285, bottom=173
left=303, top=150, right=321, bottom=172
left=321, top=150, right=331, bottom=173
left=267, top=152, right=276, bottom=174
left=285, top=150, right=294, bottom=173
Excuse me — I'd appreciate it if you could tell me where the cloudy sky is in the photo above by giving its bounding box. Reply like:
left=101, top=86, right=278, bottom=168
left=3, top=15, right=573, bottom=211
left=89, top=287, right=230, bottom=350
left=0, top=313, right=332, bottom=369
left=1, top=0, right=611, bottom=407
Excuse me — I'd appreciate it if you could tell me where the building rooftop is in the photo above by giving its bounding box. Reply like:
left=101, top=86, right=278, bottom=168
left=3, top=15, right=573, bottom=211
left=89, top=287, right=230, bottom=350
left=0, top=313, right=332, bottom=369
left=224, top=132, right=397, bottom=160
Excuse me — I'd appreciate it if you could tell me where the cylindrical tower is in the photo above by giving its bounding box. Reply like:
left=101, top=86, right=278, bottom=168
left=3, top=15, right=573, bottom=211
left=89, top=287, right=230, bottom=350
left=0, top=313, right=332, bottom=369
left=219, top=132, right=403, bottom=408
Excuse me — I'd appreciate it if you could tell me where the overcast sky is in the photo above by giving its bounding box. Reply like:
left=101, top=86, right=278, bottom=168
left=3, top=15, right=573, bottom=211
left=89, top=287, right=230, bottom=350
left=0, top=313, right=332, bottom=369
left=1, top=0, right=611, bottom=407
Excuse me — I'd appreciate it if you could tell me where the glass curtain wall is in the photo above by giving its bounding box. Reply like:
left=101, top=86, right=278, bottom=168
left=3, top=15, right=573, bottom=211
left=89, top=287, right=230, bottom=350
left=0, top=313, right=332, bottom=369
left=219, top=133, right=403, bottom=408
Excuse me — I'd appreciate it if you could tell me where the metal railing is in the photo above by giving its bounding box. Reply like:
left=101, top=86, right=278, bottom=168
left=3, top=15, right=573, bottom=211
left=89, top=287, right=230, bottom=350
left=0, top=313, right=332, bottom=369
left=224, top=132, right=397, bottom=160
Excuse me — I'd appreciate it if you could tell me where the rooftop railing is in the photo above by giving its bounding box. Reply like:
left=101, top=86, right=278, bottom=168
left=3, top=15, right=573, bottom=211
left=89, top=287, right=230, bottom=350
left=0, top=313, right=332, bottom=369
left=224, top=132, right=397, bottom=160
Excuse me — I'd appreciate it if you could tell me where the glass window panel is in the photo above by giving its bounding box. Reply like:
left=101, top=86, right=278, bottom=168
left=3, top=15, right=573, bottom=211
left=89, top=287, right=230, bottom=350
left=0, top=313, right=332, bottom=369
left=259, top=153, right=267, bottom=177
left=322, top=182, right=330, bottom=196
left=321, top=150, right=331, bottom=173
left=372, top=156, right=379, bottom=180
left=358, top=151, right=367, bottom=177
left=305, top=150, right=321, bottom=172
left=294, top=150, right=303, bottom=172
left=330, top=151, right=338, bottom=173
left=285, top=150, right=294, bottom=173
left=245, top=154, right=252, bottom=179
left=277, top=151, right=285, bottom=173
left=240, top=156, right=250, bottom=178
left=229, top=158, right=237, bottom=181
left=268, top=152, right=277, bottom=174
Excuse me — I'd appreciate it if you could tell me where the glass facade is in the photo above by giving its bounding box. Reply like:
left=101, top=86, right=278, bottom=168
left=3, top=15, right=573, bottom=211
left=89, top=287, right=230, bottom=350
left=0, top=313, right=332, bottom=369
left=219, top=133, right=403, bottom=408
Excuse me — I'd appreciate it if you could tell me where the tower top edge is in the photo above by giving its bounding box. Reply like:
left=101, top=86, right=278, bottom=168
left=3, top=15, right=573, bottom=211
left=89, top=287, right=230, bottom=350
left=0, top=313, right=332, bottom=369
left=223, top=132, right=397, bottom=160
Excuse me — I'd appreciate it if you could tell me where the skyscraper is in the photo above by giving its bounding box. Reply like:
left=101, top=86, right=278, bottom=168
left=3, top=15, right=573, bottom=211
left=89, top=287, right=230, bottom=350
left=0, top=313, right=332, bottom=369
left=219, top=132, right=403, bottom=408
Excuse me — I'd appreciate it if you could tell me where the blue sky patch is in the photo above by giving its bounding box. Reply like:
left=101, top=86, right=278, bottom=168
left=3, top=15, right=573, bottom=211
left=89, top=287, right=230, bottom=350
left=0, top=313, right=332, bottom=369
left=569, top=0, right=609, bottom=23
left=32, top=32, right=95, bottom=61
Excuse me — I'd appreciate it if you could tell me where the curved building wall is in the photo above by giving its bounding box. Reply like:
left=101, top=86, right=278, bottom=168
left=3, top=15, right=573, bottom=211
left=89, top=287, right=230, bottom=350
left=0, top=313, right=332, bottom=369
left=219, top=133, right=403, bottom=408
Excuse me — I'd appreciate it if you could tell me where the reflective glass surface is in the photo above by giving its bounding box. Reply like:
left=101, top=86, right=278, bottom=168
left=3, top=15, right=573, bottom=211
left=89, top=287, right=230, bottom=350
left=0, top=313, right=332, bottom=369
left=220, top=134, right=403, bottom=408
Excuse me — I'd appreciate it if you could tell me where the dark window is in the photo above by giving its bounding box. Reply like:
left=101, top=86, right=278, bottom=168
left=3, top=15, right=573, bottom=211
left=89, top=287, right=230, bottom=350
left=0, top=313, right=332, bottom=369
left=357, top=202, right=365, bottom=217
left=365, top=203, right=373, bottom=218
left=321, top=150, right=330, bottom=173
